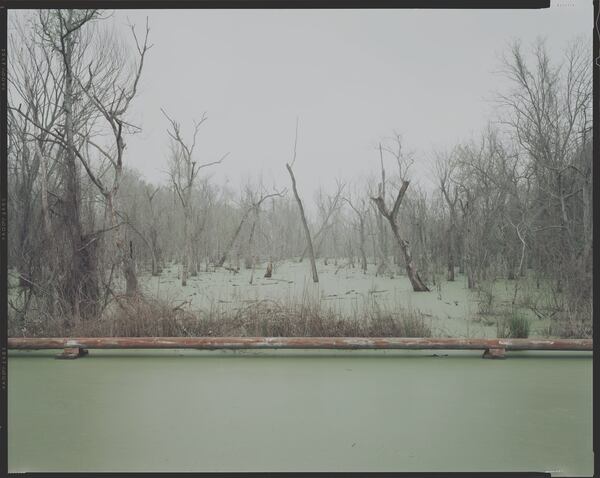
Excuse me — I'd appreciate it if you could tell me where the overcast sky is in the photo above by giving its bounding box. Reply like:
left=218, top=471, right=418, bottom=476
left=14, top=3, right=593, bottom=199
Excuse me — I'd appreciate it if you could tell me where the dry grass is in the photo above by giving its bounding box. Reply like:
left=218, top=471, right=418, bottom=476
left=548, top=315, right=592, bottom=339
left=8, top=294, right=432, bottom=338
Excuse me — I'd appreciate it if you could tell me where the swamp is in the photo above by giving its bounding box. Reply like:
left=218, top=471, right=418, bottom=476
left=6, top=9, right=592, bottom=340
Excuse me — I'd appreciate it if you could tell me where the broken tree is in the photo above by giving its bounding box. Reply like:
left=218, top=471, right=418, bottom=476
left=370, top=136, right=429, bottom=292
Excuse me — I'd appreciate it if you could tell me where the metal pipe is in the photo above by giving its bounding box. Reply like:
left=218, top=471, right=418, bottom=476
left=7, top=337, right=593, bottom=351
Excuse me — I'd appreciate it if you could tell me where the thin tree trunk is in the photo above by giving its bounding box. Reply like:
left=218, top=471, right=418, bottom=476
left=218, top=207, right=251, bottom=267
left=299, top=211, right=337, bottom=262
left=582, top=172, right=592, bottom=273
left=37, top=141, right=59, bottom=313
left=359, top=218, right=367, bottom=273
left=149, top=230, right=159, bottom=276
left=182, top=204, right=190, bottom=286
left=371, top=180, right=429, bottom=292
left=447, top=224, right=455, bottom=282
left=286, top=163, right=318, bottom=283
left=151, top=251, right=158, bottom=276
left=377, top=182, right=388, bottom=264
left=62, top=20, right=99, bottom=318
left=389, top=221, right=429, bottom=292
left=247, top=212, right=258, bottom=284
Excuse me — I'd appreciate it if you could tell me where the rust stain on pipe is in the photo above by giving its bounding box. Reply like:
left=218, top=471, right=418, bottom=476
left=7, top=337, right=593, bottom=351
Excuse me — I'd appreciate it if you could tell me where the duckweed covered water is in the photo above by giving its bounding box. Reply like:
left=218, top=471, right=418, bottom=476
left=8, top=349, right=592, bottom=474
left=138, top=261, right=553, bottom=338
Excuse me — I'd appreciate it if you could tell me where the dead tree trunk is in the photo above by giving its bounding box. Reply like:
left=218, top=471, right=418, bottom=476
left=377, top=146, right=389, bottom=265
left=62, top=21, right=100, bottom=317
left=125, top=241, right=138, bottom=295
left=344, top=197, right=368, bottom=273
left=371, top=180, right=429, bottom=292
left=447, top=224, right=455, bottom=281
left=106, top=194, right=139, bottom=295
left=358, top=217, right=367, bottom=273
left=145, top=187, right=162, bottom=276
left=299, top=188, right=343, bottom=262
left=181, top=203, right=191, bottom=286
left=247, top=210, right=258, bottom=284
left=163, top=109, right=226, bottom=286
left=438, top=163, right=459, bottom=282
left=37, top=142, right=59, bottom=311
left=460, top=198, right=476, bottom=289
left=286, top=163, right=318, bottom=283
left=219, top=188, right=284, bottom=268
left=218, top=207, right=251, bottom=267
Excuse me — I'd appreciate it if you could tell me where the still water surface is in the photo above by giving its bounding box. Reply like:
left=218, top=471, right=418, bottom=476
left=8, top=349, right=592, bottom=474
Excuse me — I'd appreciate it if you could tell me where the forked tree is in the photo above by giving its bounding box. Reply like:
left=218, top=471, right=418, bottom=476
left=370, top=135, right=429, bottom=292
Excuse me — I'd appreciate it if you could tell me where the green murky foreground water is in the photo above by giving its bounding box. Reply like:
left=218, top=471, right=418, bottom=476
left=8, top=349, right=592, bottom=474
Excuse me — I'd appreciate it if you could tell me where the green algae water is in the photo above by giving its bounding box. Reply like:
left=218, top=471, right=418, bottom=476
left=8, top=349, right=592, bottom=474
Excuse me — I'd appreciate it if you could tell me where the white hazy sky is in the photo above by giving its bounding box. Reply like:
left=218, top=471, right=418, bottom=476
left=13, top=3, right=593, bottom=198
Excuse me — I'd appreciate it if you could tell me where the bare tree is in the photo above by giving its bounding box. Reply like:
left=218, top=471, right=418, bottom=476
left=299, top=180, right=344, bottom=262
left=217, top=184, right=285, bottom=269
left=375, top=144, right=389, bottom=272
left=163, top=109, right=226, bottom=286
left=73, top=18, right=152, bottom=297
left=435, top=151, right=460, bottom=281
left=144, top=185, right=162, bottom=276
left=10, top=10, right=150, bottom=311
left=36, top=10, right=101, bottom=317
left=285, top=120, right=318, bottom=283
left=370, top=135, right=429, bottom=292
left=343, top=194, right=369, bottom=273
left=497, top=39, right=592, bottom=289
